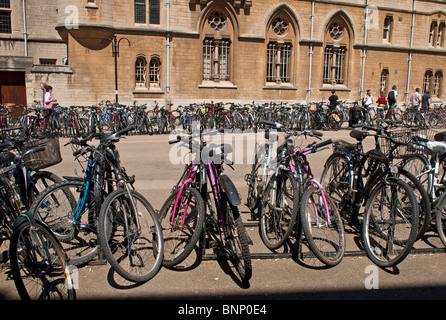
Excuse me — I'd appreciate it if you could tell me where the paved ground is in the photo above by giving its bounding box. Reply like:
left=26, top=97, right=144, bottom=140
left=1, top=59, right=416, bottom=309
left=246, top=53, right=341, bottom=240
left=1, top=127, right=446, bottom=302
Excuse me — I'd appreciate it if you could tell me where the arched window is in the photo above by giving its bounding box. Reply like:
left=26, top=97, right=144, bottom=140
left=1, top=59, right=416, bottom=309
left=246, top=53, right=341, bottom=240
left=383, top=16, right=393, bottom=43
left=423, top=70, right=433, bottom=94
left=433, top=71, right=443, bottom=98
left=323, top=16, right=351, bottom=86
left=135, top=56, right=147, bottom=89
left=202, top=10, right=232, bottom=82
left=266, top=16, right=293, bottom=84
left=380, top=68, right=389, bottom=93
left=149, top=57, right=161, bottom=89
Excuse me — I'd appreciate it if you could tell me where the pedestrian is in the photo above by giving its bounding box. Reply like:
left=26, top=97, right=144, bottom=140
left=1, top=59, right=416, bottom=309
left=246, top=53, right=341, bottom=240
left=40, top=82, right=47, bottom=109
left=42, top=85, right=54, bottom=129
left=410, top=88, right=422, bottom=110
left=386, top=85, right=398, bottom=120
left=362, top=89, right=373, bottom=108
left=376, top=91, right=387, bottom=120
left=328, top=89, right=338, bottom=110
left=422, top=90, right=431, bottom=113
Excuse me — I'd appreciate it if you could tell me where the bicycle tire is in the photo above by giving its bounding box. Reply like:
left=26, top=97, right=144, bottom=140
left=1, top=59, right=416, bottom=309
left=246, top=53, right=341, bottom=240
left=30, top=181, right=100, bottom=266
left=300, top=186, right=345, bottom=266
left=224, top=202, right=252, bottom=282
left=396, top=167, right=431, bottom=240
left=9, top=219, right=76, bottom=300
left=98, top=188, right=163, bottom=283
left=320, top=153, right=352, bottom=214
left=362, top=177, right=419, bottom=267
left=158, top=187, right=205, bottom=267
left=29, top=171, right=62, bottom=204
left=435, top=194, right=446, bottom=247
left=259, top=170, right=299, bottom=249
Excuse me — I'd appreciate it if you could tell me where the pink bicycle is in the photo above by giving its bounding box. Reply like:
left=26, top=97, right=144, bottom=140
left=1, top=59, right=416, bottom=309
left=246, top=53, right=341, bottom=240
left=159, top=130, right=252, bottom=283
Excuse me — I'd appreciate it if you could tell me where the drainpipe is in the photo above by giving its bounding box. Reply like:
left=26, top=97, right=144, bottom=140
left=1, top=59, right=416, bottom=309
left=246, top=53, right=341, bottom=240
left=360, top=3, right=369, bottom=100
left=23, top=0, right=28, bottom=56
left=306, top=1, right=315, bottom=102
left=406, top=0, right=416, bottom=103
left=165, top=0, right=171, bottom=102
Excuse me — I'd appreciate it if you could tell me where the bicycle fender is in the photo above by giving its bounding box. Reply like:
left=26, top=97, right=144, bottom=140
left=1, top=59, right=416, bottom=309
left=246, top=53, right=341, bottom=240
left=219, top=174, right=241, bottom=206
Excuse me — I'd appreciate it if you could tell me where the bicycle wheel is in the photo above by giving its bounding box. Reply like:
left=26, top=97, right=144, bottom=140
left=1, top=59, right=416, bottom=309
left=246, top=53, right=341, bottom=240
left=98, top=189, right=163, bottom=283
left=245, top=143, right=269, bottom=212
left=436, top=194, right=446, bottom=247
left=224, top=201, right=252, bottom=283
left=320, top=153, right=352, bottom=213
left=396, top=167, right=431, bottom=240
left=30, top=181, right=100, bottom=266
left=29, top=171, right=62, bottom=204
left=158, top=187, right=205, bottom=267
left=362, top=177, right=419, bottom=267
left=259, top=170, right=299, bottom=249
left=9, top=219, right=75, bottom=300
left=300, top=186, right=345, bottom=266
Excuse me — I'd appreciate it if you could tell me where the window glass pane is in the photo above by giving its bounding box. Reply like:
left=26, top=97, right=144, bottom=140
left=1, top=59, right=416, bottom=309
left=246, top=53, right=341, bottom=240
left=149, top=0, right=160, bottom=24
left=135, top=0, right=146, bottom=24
left=0, top=0, right=10, bottom=9
left=0, top=12, right=11, bottom=34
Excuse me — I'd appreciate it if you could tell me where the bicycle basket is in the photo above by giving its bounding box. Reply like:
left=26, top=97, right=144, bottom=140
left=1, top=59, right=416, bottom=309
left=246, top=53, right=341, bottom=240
left=379, top=128, right=436, bottom=158
left=22, top=134, right=62, bottom=170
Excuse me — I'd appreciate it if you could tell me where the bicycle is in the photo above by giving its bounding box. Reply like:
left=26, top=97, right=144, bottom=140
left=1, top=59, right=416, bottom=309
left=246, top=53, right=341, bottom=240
left=160, top=129, right=252, bottom=282
left=29, top=130, right=122, bottom=266
left=0, top=144, right=75, bottom=300
left=399, top=130, right=446, bottom=245
left=321, top=127, right=419, bottom=267
left=96, top=127, right=163, bottom=283
left=258, top=121, right=345, bottom=266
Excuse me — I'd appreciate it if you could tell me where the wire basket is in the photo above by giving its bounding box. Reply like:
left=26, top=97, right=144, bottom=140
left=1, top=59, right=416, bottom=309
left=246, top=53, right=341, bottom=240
left=379, top=128, right=436, bottom=158
left=22, top=134, right=62, bottom=170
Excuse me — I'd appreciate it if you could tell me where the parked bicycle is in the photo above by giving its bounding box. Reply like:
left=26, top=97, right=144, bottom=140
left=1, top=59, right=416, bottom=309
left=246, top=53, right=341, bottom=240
left=159, top=129, right=252, bottom=283
left=321, top=127, right=420, bottom=267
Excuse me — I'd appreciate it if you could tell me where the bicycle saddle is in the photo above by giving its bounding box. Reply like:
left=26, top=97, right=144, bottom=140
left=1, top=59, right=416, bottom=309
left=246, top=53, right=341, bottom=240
left=434, top=131, right=446, bottom=142
left=350, top=130, right=368, bottom=141
left=426, top=141, right=446, bottom=155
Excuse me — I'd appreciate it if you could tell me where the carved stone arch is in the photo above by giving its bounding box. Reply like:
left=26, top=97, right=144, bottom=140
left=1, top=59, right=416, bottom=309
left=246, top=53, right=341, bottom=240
left=323, top=10, right=354, bottom=45
left=198, top=1, right=239, bottom=39
left=265, top=4, right=300, bottom=41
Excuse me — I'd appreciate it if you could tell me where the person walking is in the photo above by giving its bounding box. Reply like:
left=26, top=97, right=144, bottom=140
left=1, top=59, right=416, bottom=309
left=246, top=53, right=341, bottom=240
left=410, top=88, right=422, bottom=111
left=422, top=90, right=431, bottom=113
left=376, top=91, right=387, bottom=120
left=385, top=85, right=398, bottom=120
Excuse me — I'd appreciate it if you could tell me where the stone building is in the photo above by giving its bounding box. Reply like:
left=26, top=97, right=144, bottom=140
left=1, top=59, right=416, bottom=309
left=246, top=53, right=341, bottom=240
left=1, top=0, right=445, bottom=107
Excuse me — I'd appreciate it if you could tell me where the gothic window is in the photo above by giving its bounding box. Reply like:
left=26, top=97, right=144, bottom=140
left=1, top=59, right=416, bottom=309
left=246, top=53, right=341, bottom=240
left=430, top=21, right=438, bottom=47
left=380, top=68, right=389, bottom=93
left=203, top=38, right=230, bottom=81
left=208, top=11, right=227, bottom=31
left=437, top=22, right=445, bottom=48
left=433, top=71, right=443, bottom=98
left=149, top=57, right=161, bottom=89
left=383, top=16, right=393, bottom=43
left=135, top=56, right=147, bottom=88
left=423, top=70, right=433, bottom=94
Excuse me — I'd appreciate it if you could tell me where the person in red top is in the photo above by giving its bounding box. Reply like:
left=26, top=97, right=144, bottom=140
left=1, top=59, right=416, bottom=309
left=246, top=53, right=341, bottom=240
left=376, top=91, right=387, bottom=120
